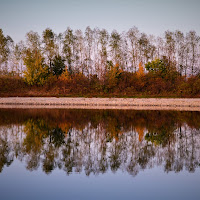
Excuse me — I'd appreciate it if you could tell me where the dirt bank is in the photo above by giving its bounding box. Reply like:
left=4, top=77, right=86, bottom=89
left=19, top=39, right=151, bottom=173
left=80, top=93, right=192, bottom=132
left=0, top=97, right=200, bottom=111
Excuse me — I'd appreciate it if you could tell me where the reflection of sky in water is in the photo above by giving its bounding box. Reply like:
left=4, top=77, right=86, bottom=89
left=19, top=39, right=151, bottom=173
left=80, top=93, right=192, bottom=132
left=1, top=160, right=200, bottom=200
left=0, top=109, right=200, bottom=200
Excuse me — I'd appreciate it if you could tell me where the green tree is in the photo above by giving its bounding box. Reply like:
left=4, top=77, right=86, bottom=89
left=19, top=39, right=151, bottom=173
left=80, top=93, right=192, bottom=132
left=145, top=57, right=177, bottom=79
left=52, top=55, right=65, bottom=77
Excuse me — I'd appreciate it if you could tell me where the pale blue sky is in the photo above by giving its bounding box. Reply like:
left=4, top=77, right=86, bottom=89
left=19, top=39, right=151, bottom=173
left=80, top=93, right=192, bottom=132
left=0, top=0, right=200, bottom=42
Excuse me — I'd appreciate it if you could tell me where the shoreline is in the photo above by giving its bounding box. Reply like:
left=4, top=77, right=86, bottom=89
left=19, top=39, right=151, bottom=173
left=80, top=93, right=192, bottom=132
left=0, top=97, right=200, bottom=111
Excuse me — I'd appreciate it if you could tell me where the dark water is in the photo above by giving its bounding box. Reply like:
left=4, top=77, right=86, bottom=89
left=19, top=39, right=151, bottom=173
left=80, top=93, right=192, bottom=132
left=0, top=109, right=200, bottom=200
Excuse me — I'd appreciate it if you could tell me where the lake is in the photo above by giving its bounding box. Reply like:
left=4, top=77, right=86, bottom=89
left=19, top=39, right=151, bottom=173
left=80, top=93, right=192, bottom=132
left=0, top=108, right=200, bottom=200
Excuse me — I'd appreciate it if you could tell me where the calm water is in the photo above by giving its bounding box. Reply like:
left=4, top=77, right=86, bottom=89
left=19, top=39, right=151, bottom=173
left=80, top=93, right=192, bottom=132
left=0, top=108, right=200, bottom=200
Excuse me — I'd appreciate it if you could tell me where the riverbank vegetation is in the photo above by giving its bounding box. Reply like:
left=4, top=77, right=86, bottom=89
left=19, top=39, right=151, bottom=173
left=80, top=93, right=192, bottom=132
left=0, top=27, right=200, bottom=97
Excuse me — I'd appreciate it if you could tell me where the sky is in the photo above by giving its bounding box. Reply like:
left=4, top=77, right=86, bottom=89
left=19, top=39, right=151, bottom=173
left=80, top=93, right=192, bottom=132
left=0, top=0, right=200, bottom=43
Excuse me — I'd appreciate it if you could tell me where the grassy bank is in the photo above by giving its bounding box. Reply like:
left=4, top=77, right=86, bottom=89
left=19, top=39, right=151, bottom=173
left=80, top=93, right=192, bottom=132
left=1, top=74, right=200, bottom=98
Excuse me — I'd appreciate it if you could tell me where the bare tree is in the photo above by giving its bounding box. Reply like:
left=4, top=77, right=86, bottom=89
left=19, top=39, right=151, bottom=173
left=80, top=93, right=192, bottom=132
left=186, top=31, right=200, bottom=76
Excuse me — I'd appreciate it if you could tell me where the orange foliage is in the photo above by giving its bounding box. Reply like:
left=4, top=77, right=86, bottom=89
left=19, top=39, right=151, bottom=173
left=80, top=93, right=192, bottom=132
left=135, top=127, right=145, bottom=142
left=136, top=62, right=145, bottom=77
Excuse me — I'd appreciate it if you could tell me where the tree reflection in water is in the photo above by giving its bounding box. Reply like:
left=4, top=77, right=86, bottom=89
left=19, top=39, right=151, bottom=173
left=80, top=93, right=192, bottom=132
left=0, top=109, right=200, bottom=176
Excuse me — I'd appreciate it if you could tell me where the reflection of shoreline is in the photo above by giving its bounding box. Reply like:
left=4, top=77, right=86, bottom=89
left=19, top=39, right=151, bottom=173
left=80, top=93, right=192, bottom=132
left=0, top=109, right=200, bottom=176
left=0, top=121, right=199, bottom=176
left=0, top=97, right=200, bottom=111
left=0, top=104, right=200, bottom=111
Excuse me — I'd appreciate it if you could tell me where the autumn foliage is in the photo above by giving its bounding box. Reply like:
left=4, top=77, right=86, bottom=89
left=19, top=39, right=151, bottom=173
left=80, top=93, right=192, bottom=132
left=0, top=27, right=200, bottom=97
left=1, top=59, right=200, bottom=97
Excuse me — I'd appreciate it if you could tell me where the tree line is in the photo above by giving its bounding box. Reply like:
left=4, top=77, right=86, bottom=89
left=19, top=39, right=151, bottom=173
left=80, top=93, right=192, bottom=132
left=0, top=27, right=200, bottom=96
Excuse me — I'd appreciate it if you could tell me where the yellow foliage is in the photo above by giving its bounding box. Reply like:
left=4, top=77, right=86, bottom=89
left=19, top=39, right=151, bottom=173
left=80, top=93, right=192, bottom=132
left=23, top=49, right=49, bottom=85
left=60, top=66, right=70, bottom=81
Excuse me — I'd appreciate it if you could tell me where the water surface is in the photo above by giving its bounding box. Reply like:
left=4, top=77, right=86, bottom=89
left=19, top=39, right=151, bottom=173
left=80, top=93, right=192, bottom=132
left=0, top=109, right=200, bottom=200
